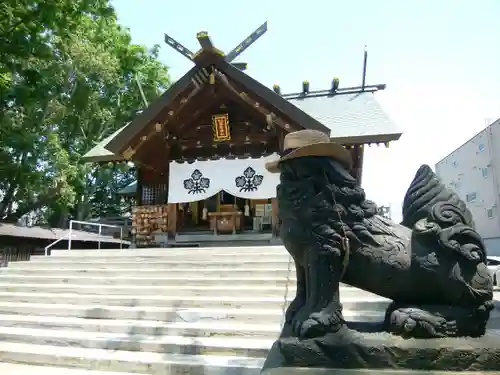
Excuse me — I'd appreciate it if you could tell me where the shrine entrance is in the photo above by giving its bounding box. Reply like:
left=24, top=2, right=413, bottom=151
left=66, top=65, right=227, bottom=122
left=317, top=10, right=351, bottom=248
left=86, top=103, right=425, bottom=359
left=170, top=155, right=278, bottom=236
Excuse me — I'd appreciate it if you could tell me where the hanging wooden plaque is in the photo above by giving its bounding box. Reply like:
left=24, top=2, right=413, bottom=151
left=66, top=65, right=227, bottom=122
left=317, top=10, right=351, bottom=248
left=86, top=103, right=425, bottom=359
left=212, top=113, right=231, bottom=142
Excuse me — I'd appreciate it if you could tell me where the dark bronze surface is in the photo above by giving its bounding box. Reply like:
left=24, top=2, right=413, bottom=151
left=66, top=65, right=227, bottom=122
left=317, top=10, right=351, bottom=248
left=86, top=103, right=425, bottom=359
left=263, top=156, right=496, bottom=371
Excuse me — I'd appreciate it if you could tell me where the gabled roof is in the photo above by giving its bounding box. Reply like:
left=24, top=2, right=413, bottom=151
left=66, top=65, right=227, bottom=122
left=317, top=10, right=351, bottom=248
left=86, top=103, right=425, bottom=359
left=104, top=65, right=201, bottom=155
left=82, top=125, right=128, bottom=162
left=82, top=55, right=401, bottom=163
left=83, top=88, right=401, bottom=162
left=289, top=92, right=401, bottom=144
left=221, top=62, right=330, bottom=134
left=104, top=58, right=331, bottom=156
left=118, top=181, right=137, bottom=196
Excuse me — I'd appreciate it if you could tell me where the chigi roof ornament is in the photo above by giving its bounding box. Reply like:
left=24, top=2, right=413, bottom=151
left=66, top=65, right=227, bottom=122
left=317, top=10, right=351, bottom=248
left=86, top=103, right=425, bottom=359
left=163, top=22, right=268, bottom=72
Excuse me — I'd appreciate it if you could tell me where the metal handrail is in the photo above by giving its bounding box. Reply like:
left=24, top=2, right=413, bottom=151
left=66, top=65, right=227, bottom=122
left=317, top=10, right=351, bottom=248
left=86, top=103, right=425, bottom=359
left=44, top=220, right=124, bottom=256
left=68, top=220, right=123, bottom=251
left=44, top=233, right=70, bottom=256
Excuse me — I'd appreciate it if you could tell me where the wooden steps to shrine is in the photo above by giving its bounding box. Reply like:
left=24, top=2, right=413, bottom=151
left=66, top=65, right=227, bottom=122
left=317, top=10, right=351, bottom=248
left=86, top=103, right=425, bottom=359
left=0, top=246, right=495, bottom=374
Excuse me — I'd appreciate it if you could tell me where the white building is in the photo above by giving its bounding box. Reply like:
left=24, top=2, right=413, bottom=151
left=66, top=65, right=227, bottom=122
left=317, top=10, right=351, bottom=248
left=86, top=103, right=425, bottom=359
left=435, top=118, right=500, bottom=255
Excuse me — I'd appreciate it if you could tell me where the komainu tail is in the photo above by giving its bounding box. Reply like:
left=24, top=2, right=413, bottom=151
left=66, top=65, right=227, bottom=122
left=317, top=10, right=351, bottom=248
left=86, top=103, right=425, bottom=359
left=401, top=164, right=474, bottom=229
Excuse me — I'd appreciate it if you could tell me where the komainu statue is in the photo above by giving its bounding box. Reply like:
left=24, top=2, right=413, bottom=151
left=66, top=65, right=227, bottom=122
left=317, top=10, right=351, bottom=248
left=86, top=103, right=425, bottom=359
left=262, top=130, right=497, bottom=372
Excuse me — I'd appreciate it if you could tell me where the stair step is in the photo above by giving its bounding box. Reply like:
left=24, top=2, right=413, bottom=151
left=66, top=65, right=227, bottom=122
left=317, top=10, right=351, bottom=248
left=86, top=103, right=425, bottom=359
left=0, top=342, right=264, bottom=374
left=0, top=244, right=442, bottom=373
left=0, top=283, right=299, bottom=297
left=0, top=267, right=295, bottom=277
left=9, top=261, right=291, bottom=270
left=0, top=326, right=274, bottom=357
left=0, top=301, right=285, bottom=323
left=0, top=312, right=384, bottom=337
left=32, top=254, right=291, bottom=263
left=50, top=246, right=285, bottom=257
left=0, top=295, right=391, bottom=322
left=0, top=363, right=138, bottom=375
left=0, top=275, right=296, bottom=286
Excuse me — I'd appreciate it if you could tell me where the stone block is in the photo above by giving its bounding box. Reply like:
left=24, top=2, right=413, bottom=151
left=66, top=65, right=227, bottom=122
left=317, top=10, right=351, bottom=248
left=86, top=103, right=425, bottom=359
left=262, top=324, right=500, bottom=372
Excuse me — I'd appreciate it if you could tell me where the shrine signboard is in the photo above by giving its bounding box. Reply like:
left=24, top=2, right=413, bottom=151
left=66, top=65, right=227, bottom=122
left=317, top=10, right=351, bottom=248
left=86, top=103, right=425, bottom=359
left=212, top=113, right=231, bottom=142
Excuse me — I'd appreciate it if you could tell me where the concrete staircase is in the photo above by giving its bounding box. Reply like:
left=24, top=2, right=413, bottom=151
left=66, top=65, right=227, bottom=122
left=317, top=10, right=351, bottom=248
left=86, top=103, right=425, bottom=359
left=0, top=246, right=393, bottom=374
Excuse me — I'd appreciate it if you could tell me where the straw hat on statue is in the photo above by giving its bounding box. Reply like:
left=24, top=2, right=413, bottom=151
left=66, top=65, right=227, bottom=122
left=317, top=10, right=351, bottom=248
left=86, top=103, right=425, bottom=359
left=265, top=129, right=352, bottom=173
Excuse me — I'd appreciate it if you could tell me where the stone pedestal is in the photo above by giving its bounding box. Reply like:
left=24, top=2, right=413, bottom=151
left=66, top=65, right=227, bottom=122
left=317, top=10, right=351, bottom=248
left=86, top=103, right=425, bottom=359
left=262, top=324, right=500, bottom=373
left=263, top=368, right=500, bottom=375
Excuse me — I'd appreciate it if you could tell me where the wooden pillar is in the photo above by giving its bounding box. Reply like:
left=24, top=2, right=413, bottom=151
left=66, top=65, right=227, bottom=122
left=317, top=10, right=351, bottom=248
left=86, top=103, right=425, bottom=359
left=345, top=145, right=364, bottom=186
left=356, top=145, right=365, bottom=186
left=135, top=167, right=143, bottom=205
left=167, top=203, right=177, bottom=239
left=164, top=150, right=178, bottom=239
left=272, top=131, right=285, bottom=237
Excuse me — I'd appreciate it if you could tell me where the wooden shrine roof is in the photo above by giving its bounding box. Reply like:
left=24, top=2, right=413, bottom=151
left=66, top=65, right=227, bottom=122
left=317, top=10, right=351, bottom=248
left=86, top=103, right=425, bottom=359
left=289, top=91, right=401, bottom=144
left=82, top=26, right=400, bottom=163
left=83, top=125, right=127, bottom=162
left=102, top=59, right=330, bottom=157
left=83, top=86, right=400, bottom=163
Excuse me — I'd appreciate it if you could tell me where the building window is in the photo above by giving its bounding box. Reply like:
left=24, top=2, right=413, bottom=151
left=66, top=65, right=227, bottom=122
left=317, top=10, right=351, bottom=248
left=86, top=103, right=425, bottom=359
left=487, top=208, right=494, bottom=219
left=452, top=161, right=458, bottom=168
left=478, top=143, right=485, bottom=152
left=466, top=192, right=477, bottom=202
left=141, top=183, right=167, bottom=205
left=481, top=167, right=489, bottom=178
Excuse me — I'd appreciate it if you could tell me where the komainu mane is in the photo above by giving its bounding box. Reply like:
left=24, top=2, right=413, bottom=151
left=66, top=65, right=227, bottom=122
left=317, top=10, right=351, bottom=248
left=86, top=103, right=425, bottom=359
left=277, top=157, right=493, bottom=340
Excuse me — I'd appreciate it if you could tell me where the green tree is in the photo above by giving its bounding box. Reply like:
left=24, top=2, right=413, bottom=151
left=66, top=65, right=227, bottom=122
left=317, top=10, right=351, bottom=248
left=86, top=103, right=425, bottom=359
left=0, top=0, right=170, bottom=226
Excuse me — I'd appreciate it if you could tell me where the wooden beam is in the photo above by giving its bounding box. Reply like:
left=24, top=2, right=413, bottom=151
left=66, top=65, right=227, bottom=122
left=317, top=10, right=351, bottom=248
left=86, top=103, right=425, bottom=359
left=219, top=62, right=330, bottom=134
left=106, top=66, right=200, bottom=154
left=174, top=90, right=221, bottom=136
left=225, top=22, right=268, bottom=62
left=231, top=62, right=248, bottom=71
left=176, top=132, right=276, bottom=149
left=164, top=33, right=194, bottom=61
left=134, top=142, right=169, bottom=173
left=196, top=31, right=214, bottom=51
left=215, top=72, right=300, bottom=132
left=126, top=84, right=210, bottom=157
left=170, top=141, right=277, bottom=161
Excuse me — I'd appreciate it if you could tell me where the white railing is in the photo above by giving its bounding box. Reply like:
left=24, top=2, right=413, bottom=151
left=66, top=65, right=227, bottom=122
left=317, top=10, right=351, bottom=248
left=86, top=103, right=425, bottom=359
left=44, top=233, right=70, bottom=256
left=68, top=220, right=123, bottom=251
left=44, top=220, right=124, bottom=256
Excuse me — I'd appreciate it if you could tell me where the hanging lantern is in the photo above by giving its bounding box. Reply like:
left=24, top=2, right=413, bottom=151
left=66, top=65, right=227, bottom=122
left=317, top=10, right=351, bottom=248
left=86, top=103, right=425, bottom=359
left=202, top=207, right=208, bottom=220
left=244, top=202, right=250, bottom=217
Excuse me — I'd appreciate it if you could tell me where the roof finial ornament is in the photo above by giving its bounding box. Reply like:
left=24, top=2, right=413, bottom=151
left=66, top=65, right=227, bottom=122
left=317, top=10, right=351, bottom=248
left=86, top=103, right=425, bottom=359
left=163, top=22, right=268, bottom=72
left=361, top=45, right=368, bottom=91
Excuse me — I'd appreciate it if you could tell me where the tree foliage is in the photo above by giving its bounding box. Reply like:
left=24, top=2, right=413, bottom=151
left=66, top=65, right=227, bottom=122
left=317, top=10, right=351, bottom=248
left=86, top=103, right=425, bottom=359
left=0, top=0, right=170, bottom=226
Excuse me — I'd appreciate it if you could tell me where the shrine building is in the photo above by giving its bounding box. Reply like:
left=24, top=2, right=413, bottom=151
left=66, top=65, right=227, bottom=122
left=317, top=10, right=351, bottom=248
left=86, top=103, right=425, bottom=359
left=83, top=24, right=401, bottom=247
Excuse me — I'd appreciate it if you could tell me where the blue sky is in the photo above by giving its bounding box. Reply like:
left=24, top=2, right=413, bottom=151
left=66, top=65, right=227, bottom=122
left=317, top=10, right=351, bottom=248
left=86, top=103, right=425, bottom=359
left=112, top=0, right=500, bottom=221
